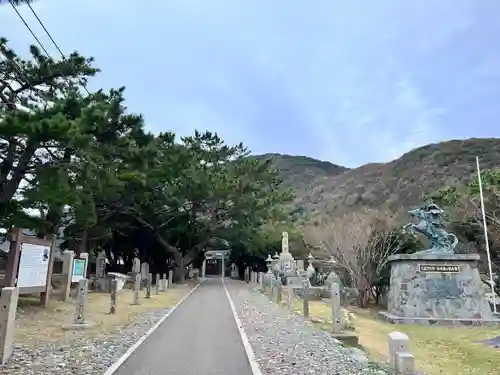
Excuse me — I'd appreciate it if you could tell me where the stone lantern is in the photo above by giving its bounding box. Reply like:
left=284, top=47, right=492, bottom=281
left=265, top=254, right=273, bottom=274
left=326, top=256, right=342, bottom=287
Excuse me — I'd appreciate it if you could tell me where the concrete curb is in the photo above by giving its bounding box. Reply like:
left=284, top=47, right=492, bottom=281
left=102, top=279, right=205, bottom=375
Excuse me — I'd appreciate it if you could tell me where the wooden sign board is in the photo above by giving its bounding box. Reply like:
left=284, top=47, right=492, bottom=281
left=3, top=228, right=55, bottom=307
left=17, top=243, right=51, bottom=288
left=418, top=264, right=460, bottom=273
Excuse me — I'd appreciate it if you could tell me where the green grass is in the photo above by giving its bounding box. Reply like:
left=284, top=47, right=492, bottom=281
left=277, top=289, right=500, bottom=375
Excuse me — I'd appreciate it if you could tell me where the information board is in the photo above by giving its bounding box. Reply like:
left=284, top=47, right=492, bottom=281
left=71, top=258, right=88, bottom=283
left=17, top=243, right=51, bottom=288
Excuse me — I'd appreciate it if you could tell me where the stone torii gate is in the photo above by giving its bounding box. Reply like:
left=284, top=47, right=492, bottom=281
left=201, top=250, right=230, bottom=278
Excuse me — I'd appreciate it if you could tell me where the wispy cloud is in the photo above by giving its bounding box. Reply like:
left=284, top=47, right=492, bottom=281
left=1, top=0, right=499, bottom=167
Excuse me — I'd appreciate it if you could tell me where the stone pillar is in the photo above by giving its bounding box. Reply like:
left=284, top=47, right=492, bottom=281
left=74, top=279, right=88, bottom=324
left=202, top=259, right=206, bottom=278
left=162, top=273, right=167, bottom=291
left=259, top=272, right=263, bottom=289
left=221, top=253, right=225, bottom=277
left=96, top=251, right=107, bottom=291
left=302, top=278, right=310, bottom=317
left=388, top=331, right=413, bottom=371
left=155, top=273, right=160, bottom=294
left=61, top=250, right=74, bottom=301
left=110, top=279, right=117, bottom=314
left=276, top=278, right=282, bottom=303
left=0, top=287, right=19, bottom=365
left=168, top=270, right=173, bottom=288
left=132, top=257, right=141, bottom=275
left=145, top=273, right=152, bottom=299
left=132, top=258, right=141, bottom=305
left=396, top=352, right=416, bottom=375
left=331, top=282, right=342, bottom=333
left=141, top=262, right=149, bottom=290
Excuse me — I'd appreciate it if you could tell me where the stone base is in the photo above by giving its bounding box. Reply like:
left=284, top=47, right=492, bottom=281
left=331, top=331, right=359, bottom=346
left=386, top=253, right=495, bottom=321
left=61, top=322, right=94, bottom=330
left=379, top=311, right=500, bottom=326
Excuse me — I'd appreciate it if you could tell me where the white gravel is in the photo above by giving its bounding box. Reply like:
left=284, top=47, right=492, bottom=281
left=226, top=282, right=392, bottom=375
left=0, top=308, right=171, bottom=375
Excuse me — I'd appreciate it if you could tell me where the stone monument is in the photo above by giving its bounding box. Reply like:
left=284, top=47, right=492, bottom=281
left=279, top=231, right=296, bottom=276
left=379, top=204, right=498, bottom=325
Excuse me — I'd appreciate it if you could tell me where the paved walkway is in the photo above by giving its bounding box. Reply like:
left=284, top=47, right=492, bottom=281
left=113, top=277, right=254, bottom=375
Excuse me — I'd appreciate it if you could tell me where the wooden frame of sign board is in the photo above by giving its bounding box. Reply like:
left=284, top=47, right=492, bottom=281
left=1, top=228, right=55, bottom=307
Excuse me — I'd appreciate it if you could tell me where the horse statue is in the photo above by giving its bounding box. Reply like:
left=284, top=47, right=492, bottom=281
left=402, top=203, right=458, bottom=254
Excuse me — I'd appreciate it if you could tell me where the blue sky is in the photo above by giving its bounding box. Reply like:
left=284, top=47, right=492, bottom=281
left=1, top=0, right=499, bottom=167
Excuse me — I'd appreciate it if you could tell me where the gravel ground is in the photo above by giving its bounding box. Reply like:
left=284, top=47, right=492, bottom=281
left=0, top=308, right=171, bottom=375
left=225, top=281, right=392, bottom=375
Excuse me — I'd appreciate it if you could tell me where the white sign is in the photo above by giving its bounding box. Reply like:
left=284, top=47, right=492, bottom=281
left=17, top=243, right=51, bottom=288
left=71, top=258, right=88, bottom=283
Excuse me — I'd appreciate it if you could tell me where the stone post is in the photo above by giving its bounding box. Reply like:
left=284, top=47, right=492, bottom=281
left=302, top=279, right=310, bottom=317
left=258, top=272, right=263, bottom=288
left=168, top=270, right=173, bottom=288
left=331, top=282, right=342, bottom=333
left=276, top=278, right=282, bottom=303
left=133, top=272, right=141, bottom=305
left=110, top=279, right=117, bottom=314
left=162, top=273, right=167, bottom=291
left=60, top=250, right=74, bottom=301
left=388, top=331, right=416, bottom=374
left=96, top=251, right=107, bottom=292
left=132, top=259, right=141, bottom=305
left=74, top=279, right=88, bottom=324
left=202, top=259, right=206, bottom=278
left=0, top=287, right=19, bottom=365
left=287, top=283, right=293, bottom=309
left=145, top=273, right=152, bottom=299
left=140, top=262, right=149, bottom=290
left=155, top=273, right=160, bottom=294
left=221, top=253, right=225, bottom=277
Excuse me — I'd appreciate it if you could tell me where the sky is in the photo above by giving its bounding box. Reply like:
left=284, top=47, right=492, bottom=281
left=1, top=0, right=500, bottom=168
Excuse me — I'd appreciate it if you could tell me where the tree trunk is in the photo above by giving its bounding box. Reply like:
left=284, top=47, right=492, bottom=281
left=356, top=278, right=370, bottom=308
left=173, top=249, right=185, bottom=283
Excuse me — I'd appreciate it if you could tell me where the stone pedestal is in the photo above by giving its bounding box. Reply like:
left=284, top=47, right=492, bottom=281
left=379, top=253, right=499, bottom=325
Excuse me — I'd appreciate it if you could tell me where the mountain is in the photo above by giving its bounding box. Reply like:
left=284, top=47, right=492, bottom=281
left=263, top=138, right=500, bottom=224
